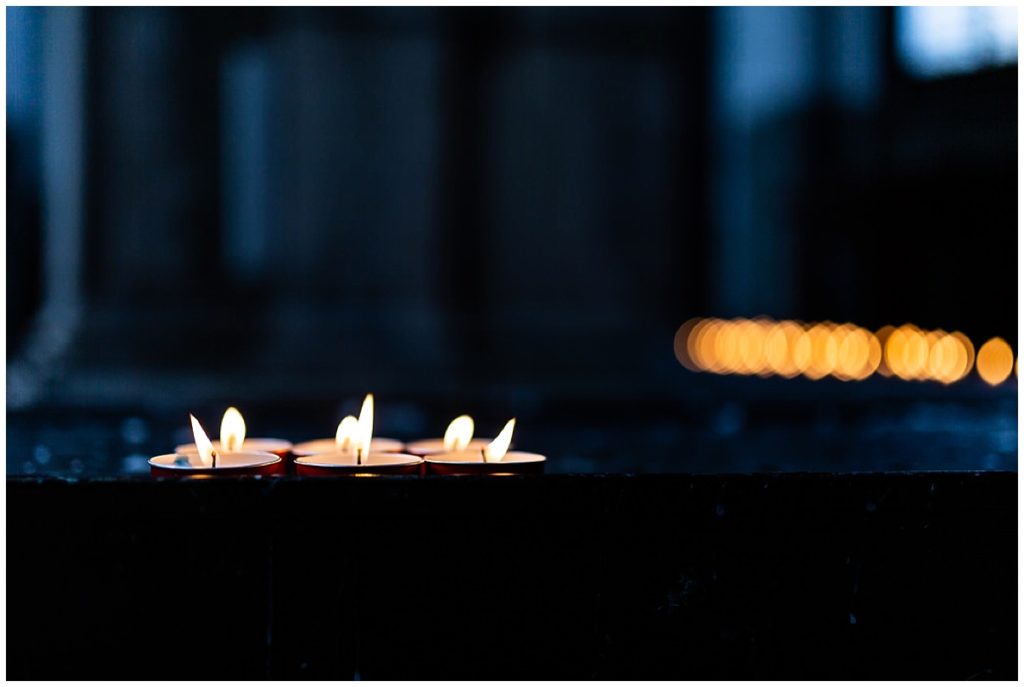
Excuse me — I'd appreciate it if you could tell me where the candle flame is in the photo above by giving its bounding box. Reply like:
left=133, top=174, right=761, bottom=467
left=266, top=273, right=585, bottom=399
left=190, top=414, right=215, bottom=467
left=483, top=418, right=515, bottom=463
left=443, top=414, right=475, bottom=452
left=335, top=415, right=361, bottom=453
left=220, top=406, right=246, bottom=452
left=356, top=393, right=374, bottom=458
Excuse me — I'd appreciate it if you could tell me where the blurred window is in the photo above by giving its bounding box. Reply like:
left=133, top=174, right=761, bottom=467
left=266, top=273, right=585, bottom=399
left=897, top=6, right=1017, bottom=78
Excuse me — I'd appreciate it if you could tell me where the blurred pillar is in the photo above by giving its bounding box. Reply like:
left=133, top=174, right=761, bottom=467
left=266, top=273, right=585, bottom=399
left=92, top=7, right=213, bottom=300
left=8, top=7, right=87, bottom=408
left=711, top=7, right=814, bottom=318
left=709, top=7, right=882, bottom=318
left=481, top=10, right=686, bottom=377
left=435, top=9, right=501, bottom=364
left=271, top=14, right=442, bottom=312
left=41, top=7, right=86, bottom=314
left=487, top=46, right=675, bottom=329
left=6, top=7, right=45, bottom=353
left=265, top=11, right=446, bottom=387
left=828, top=7, right=883, bottom=111
left=220, top=42, right=272, bottom=284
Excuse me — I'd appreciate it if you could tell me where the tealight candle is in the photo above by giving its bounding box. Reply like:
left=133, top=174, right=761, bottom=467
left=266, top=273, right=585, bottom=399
left=293, top=452, right=422, bottom=477
left=424, top=419, right=546, bottom=475
left=292, top=394, right=422, bottom=476
left=292, top=394, right=404, bottom=456
left=174, top=407, right=293, bottom=459
left=150, top=414, right=283, bottom=476
left=405, top=414, right=490, bottom=457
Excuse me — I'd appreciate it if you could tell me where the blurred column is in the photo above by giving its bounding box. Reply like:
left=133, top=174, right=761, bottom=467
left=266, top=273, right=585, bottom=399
left=487, top=46, right=675, bottom=331
left=7, top=7, right=43, bottom=175
left=41, top=7, right=86, bottom=314
left=92, top=8, right=211, bottom=300
left=709, top=7, right=882, bottom=317
left=220, top=42, right=272, bottom=283
left=828, top=7, right=883, bottom=111
left=711, top=7, right=815, bottom=318
left=482, top=10, right=684, bottom=380
left=6, top=7, right=45, bottom=351
left=272, top=21, right=442, bottom=313
left=435, top=9, right=499, bottom=358
left=8, top=7, right=87, bottom=408
left=266, top=12, right=446, bottom=386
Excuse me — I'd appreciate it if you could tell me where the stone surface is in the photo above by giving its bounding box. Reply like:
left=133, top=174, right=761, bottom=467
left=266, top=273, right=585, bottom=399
left=7, top=471, right=1015, bottom=679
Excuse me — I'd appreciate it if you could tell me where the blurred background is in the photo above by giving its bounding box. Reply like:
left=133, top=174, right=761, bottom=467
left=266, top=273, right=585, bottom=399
left=6, top=6, right=1018, bottom=476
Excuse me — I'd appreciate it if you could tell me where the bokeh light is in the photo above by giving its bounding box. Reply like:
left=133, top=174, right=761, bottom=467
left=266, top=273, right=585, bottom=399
left=926, top=332, right=971, bottom=384
left=951, top=331, right=975, bottom=380
left=803, top=323, right=838, bottom=380
left=673, top=318, right=701, bottom=371
left=737, top=318, right=769, bottom=376
left=864, top=331, right=883, bottom=380
left=887, top=324, right=929, bottom=380
left=764, top=321, right=804, bottom=378
left=976, top=337, right=1014, bottom=386
left=677, top=316, right=1011, bottom=386
left=874, top=325, right=895, bottom=377
left=834, top=325, right=878, bottom=381
left=695, top=319, right=723, bottom=373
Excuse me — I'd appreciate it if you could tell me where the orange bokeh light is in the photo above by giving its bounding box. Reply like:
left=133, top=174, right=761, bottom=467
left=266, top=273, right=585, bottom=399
left=835, top=325, right=877, bottom=381
left=976, top=337, right=1014, bottom=386
left=803, top=323, right=837, bottom=380
left=674, top=318, right=701, bottom=371
left=764, top=321, right=804, bottom=378
left=736, top=318, right=769, bottom=376
left=886, top=325, right=928, bottom=381
left=952, top=331, right=975, bottom=380
left=875, top=325, right=895, bottom=377
left=675, top=316, right=997, bottom=386
left=714, top=319, right=744, bottom=374
left=693, top=318, right=722, bottom=372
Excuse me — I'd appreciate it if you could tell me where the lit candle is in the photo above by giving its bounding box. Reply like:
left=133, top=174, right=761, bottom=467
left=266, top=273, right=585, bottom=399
left=292, top=394, right=405, bottom=456
left=424, top=419, right=546, bottom=475
left=149, top=414, right=283, bottom=476
left=294, top=394, right=421, bottom=476
left=405, top=414, right=489, bottom=457
left=174, top=406, right=293, bottom=459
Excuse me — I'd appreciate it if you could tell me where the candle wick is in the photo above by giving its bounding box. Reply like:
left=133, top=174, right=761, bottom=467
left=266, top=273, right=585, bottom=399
left=480, top=448, right=486, bottom=464
left=211, top=449, right=218, bottom=469
left=357, top=447, right=362, bottom=466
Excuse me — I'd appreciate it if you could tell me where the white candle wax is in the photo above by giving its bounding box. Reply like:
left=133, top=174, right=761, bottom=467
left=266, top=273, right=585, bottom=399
left=149, top=451, right=281, bottom=472
left=426, top=450, right=546, bottom=467
left=293, top=452, right=422, bottom=469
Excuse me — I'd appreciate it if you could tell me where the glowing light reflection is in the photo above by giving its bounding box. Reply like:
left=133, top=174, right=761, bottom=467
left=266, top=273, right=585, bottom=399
left=677, top=316, right=1010, bottom=386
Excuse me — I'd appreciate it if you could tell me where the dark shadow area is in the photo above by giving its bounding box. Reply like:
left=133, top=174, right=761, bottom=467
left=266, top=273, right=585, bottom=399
left=8, top=473, right=1016, bottom=679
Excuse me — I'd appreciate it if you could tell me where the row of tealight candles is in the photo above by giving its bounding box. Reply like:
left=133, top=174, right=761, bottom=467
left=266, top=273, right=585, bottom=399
left=148, top=394, right=546, bottom=477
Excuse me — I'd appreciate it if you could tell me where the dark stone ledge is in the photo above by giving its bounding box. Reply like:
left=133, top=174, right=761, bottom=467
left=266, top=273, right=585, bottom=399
left=7, top=471, right=1016, bottom=679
